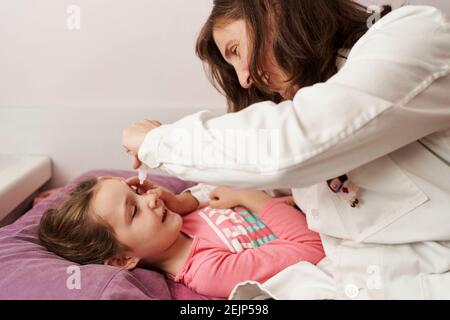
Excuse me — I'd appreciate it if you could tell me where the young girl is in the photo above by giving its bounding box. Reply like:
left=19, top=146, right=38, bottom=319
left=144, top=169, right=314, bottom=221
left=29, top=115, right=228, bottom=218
left=38, top=176, right=325, bottom=298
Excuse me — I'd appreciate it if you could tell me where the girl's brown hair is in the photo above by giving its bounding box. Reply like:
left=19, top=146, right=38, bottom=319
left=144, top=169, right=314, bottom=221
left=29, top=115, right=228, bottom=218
left=38, top=178, right=127, bottom=265
left=196, top=0, right=392, bottom=112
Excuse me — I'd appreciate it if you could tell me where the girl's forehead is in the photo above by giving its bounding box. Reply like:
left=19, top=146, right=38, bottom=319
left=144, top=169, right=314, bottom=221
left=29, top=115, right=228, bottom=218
left=96, top=177, right=131, bottom=195
left=98, top=176, right=116, bottom=181
left=98, top=176, right=127, bottom=184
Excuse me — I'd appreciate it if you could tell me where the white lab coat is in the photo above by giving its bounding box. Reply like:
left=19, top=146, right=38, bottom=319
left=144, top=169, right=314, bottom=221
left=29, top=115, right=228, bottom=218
left=139, top=6, right=450, bottom=299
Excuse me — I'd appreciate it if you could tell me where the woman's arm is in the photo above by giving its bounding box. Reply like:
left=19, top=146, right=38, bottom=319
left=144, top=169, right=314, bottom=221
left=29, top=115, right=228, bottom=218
left=137, top=6, right=450, bottom=189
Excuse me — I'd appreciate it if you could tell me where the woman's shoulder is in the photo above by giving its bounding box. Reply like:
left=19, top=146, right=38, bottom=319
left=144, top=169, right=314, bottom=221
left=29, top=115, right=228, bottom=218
left=346, top=5, right=449, bottom=63
left=370, top=5, right=447, bottom=33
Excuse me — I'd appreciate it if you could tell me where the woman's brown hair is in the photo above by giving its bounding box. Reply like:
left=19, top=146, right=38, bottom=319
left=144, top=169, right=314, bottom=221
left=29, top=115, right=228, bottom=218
left=38, top=178, right=127, bottom=265
left=196, top=0, right=392, bottom=112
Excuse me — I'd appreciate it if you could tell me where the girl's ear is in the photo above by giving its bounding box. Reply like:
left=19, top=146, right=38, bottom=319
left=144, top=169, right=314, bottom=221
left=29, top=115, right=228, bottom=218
left=104, top=255, right=140, bottom=270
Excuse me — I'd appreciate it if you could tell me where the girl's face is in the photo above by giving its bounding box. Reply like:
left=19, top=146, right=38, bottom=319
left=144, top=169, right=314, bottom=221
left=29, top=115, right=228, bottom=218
left=91, top=178, right=182, bottom=263
left=213, top=19, right=299, bottom=100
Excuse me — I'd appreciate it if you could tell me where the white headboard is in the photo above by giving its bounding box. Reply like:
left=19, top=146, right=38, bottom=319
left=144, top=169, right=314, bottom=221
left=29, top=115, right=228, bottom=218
left=0, top=107, right=225, bottom=189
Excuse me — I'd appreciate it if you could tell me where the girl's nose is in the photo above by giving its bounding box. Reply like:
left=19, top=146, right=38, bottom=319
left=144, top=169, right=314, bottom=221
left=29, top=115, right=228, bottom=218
left=146, top=193, right=159, bottom=209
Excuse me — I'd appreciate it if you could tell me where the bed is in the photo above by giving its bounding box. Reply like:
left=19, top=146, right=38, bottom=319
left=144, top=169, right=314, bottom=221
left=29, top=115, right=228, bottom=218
left=0, top=169, right=219, bottom=300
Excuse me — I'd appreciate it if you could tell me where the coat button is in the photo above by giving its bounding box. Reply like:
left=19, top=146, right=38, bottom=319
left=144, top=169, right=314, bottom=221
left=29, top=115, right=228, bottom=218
left=345, top=284, right=360, bottom=299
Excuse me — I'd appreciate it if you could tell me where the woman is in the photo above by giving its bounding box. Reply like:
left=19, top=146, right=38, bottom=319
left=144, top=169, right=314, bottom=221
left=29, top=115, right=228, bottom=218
left=122, top=1, right=450, bottom=299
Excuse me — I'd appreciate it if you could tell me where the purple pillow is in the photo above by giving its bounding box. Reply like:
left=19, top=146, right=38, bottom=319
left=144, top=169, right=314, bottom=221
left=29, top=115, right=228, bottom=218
left=0, top=170, right=214, bottom=300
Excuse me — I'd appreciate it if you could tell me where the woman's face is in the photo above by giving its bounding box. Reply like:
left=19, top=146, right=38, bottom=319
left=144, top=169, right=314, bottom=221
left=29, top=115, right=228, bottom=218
left=91, top=177, right=182, bottom=263
left=213, top=19, right=299, bottom=100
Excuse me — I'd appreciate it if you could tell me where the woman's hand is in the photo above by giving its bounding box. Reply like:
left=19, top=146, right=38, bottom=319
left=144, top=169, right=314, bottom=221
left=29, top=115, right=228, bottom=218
left=122, top=120, right=162, bottom=170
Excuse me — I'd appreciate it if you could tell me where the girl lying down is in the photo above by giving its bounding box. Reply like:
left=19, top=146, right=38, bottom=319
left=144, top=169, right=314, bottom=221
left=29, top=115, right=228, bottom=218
left=38, top=176, right=325, bottom=298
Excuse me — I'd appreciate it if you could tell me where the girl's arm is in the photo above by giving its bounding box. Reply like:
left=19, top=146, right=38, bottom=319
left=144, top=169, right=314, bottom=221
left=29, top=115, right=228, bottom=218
left=151, top=186, right=199, bottom=216
left=209, top=187, right=272, bottom=213
left=209, top=186, right=296, bottom=213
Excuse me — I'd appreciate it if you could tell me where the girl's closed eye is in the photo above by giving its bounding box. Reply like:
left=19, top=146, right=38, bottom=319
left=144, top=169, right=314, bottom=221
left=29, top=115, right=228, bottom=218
left=131, top=205, right=138, bottom=220
left=130, top=185, right=143, bottom=221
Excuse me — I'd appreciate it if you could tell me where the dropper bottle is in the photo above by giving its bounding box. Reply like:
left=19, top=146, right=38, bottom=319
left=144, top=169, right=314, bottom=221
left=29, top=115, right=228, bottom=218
left=138, top=164, right=148, bottom=185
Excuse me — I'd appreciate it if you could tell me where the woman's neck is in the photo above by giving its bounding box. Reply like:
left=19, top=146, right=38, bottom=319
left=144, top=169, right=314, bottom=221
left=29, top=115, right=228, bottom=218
left=144, top=232, right=193, bottom=277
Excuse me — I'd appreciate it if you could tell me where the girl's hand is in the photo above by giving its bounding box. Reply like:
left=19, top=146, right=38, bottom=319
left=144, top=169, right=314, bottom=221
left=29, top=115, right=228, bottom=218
left=126, top=176, right=173, bottom=198
left=214, top=188, right=272, bottom=213
left=209, top=187, right=242, bottom=209
left=146, top=186, right=178, bottom=209
left=122, top=120, right=162, bottom=170
left=126, top=177, right=180, bottom=211
left=125, top=176, right=157, bottom=195
left=126, top=177, right=198, bottom=215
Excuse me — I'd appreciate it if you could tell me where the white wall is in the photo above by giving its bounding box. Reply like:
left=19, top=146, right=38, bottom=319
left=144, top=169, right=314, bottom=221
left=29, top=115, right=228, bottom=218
left=0, top=1, right=448, bottom=111
left=0, top=107, right=224, bottom=188
left=0, top=0, right=448, bottom=111
left=0, top=0, right=225, bottom=110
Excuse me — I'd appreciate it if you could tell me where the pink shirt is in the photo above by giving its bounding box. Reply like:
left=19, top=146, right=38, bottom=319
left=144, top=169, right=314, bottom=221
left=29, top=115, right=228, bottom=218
left=173, top=199, right=325, bottom=298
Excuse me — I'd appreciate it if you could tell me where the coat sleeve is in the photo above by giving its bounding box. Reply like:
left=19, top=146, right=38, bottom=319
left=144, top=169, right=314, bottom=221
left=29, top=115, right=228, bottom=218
left=138, top=6, right=450, bottom=189
left=181, top=183, right=217, bottom=208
